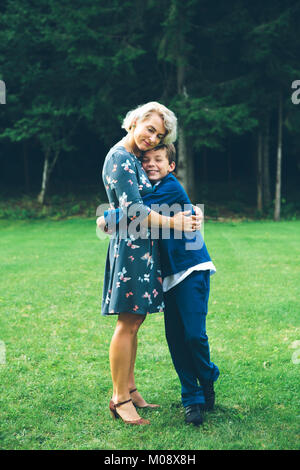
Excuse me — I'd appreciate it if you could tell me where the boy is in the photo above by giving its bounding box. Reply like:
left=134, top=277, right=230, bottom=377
left=99, top=144, right=219, bottom=426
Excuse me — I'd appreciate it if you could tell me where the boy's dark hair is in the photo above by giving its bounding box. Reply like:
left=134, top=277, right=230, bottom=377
left=151, top=143, right=176, bottom=164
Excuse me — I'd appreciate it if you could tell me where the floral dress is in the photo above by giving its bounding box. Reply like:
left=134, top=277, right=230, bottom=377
left=101, top=145, right=164, bottom=315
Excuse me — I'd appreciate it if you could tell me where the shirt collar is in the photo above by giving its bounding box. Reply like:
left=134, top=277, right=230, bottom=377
left=152, top=173, right=173, bottom=189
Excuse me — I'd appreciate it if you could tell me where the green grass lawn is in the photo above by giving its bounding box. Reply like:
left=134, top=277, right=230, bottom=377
left=0, top=218, right=299, bottom=450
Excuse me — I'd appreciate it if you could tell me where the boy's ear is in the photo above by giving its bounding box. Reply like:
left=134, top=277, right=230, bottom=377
left=169, top=161, right=176, bottom=173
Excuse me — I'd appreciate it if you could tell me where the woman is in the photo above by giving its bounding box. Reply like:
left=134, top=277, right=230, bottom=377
left=100, top=102, right=200, bottom=425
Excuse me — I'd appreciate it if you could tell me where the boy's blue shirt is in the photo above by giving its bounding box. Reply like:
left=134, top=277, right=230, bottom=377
left=104, top=173, right=212, bottom=278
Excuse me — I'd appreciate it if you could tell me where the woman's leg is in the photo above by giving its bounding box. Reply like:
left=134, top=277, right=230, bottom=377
left=109, top=313, right=145, bottom=420
left=128, top=333, right=139, bottom=392
left=128, top=332, right=160, bottom=407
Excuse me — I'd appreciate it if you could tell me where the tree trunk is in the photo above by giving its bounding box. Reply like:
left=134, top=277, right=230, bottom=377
left=23, top=141, right=30, bottom=193
left=228, top=153, right=232, bottom=184
left=176, top=57, right=187, bottom=187
left=37, top=148, right=60, bottom=204
left=185, top=137, right=196, bottom=202
left=202, top=147, right=208, bottom=182
left=176, top=121, right=196, bottom=201
left=227, top=139, right=232, bottom=186
left=257, top=129, right=263, bottom=212
left=176, top=123, right=188, bottom=185
left=37, top=149, right=50, bottom=205
left=176, top=56, right=196, bottom=201
left=263, top=115, right=271, bottom=208
left=274, top=93, right=283, bottom=221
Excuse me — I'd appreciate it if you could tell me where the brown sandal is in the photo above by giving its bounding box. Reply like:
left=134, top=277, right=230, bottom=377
left=130, top=389, right=160, bottom=409
left=109, top=398, right=150, bottom=425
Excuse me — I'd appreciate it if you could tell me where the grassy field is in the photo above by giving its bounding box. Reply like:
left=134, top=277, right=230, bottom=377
left=0, top=218, right=299, bottom=450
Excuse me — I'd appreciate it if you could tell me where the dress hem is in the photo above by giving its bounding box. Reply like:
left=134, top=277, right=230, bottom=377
left=101, top=310, right=163, bottom=316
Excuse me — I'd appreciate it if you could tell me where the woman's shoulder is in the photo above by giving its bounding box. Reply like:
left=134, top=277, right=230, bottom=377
left=103, top=144, right=139, bottom=179
left=106, top=144, right=136, bottom=163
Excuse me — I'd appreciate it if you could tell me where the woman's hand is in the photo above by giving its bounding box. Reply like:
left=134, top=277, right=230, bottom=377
left=192, top=205, right=203, bottom=228
left=96, top=216, right=108, bottom=233
left=193, top=204, right=203, bottom=220
left=171, top=211, right=202, bottom=232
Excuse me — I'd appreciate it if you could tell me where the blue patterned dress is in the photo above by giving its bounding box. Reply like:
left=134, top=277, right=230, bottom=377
left=101, top=145, right=164, bottom=315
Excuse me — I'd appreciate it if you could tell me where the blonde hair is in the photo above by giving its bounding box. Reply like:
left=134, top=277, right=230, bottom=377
left=121, top=101, right=177, bottom=144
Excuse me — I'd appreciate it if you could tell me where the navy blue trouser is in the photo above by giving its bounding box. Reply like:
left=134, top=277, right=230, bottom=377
left=164, top=270, right=219, bottom=407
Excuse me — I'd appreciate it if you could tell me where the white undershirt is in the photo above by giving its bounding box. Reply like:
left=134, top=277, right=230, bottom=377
left=163, top=262, right=216, bottom=292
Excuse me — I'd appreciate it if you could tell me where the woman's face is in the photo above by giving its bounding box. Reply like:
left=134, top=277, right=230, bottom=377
left=132, top=112, right=166, bottom=152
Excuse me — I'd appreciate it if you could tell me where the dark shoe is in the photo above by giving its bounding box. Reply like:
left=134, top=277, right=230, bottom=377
left=201, top=380, right=215, bottom=411
left=184, top=404, right=204, bottom=426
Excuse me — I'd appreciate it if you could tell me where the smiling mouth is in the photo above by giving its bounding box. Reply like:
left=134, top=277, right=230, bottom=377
left=147, top=171, right=160, bottom=178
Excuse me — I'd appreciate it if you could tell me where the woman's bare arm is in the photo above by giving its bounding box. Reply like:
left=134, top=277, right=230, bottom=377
left=142, top=210, right=201, bottom=232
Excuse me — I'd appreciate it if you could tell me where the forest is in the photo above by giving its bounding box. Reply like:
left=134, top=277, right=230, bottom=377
left=0, top=0, right=300, bottom=220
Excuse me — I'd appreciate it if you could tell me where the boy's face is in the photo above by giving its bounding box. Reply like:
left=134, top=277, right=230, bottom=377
left=142, top=148, right=175, bottom=183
